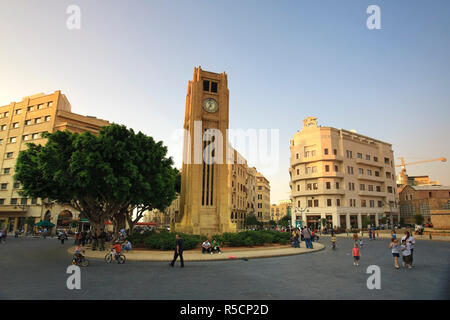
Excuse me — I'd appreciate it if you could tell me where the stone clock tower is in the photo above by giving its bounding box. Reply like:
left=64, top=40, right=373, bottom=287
left=175, top=67, right=236, bottom=235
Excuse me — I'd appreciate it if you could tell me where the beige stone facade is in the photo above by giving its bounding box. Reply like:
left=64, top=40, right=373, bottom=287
left=0, top=91, right=109, bottom=233
left=289, top=117, right=399, bottom=230
left=270, top=200, right=291, bottom=222
left=175, top=67, right=269, bottom=235
left=256, top=172, right=271, bottom=223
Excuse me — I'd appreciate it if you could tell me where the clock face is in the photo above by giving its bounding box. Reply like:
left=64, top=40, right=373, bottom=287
left=202, top=98, right=219, bottom=113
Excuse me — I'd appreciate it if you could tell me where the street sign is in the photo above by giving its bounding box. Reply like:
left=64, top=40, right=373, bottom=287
left=296, top=221, right=302, bottom=228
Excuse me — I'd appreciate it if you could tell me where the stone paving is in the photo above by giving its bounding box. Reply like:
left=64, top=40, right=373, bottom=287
left=71, top=242, right=325, bottom=261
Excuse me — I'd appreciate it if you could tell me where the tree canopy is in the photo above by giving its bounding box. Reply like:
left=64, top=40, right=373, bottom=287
left=14, top=124, right=181, bottom=234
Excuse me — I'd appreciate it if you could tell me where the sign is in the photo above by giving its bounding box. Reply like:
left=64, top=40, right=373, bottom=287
left=296, top=221, right=302, bottom=228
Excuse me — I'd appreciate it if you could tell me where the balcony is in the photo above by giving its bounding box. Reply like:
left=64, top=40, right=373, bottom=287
left=292, top=171, right=344, bottom=182
left=356, top=174, right=385, bottom=183
left=358, top=190, right=387, bottom=197
left=292, top=189, right=346, bottom=197
left=355, top=158, right=384, bottom=168
left=291, top=154, right=343, bottom=165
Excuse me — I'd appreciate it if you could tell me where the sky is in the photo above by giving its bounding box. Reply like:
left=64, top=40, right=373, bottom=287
left=0, top=0, right=449, bottom=203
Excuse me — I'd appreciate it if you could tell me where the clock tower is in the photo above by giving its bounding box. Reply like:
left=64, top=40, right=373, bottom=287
left=175, top=67, right=236, bottom=235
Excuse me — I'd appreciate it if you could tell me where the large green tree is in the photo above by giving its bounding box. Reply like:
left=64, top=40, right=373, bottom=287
left=14, top=124, right=180, bottom=236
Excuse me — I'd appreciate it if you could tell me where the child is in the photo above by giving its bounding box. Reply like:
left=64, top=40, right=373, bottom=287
left=352, top=243, right=361, bottom=266
left=401, top=239, right=412, bottom=269
left=389, top=238, right=400, bottom=269
left=331, top=235, right=337, bottom=249
left=110, top=241, right=121, bottom=262
left=359, top=237, right=364, bottom=247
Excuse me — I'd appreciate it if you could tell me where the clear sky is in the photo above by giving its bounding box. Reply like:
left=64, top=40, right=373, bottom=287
left=1, top=0, right=449, bottom=203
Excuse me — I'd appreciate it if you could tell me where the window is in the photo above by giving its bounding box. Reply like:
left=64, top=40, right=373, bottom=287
left=307, top=183, right=312, bottom=190
left=429, top=192, right=432, bottom=198
left=305, top=151, right=310, bottom=158
left=15, top=109, right=22, bottom=115
left=376, top=186, right=381, bottom=192
left=9, top=137, right=16, bottom=143
left=23, top=135, right=30, bottom=141
left=327, top=199, right=332, bottom=206
left=386, top=172, right=392, bottom=178
left=361, top=200, right=367, bottom=207
left=3, top=112, right=9, bottom=117
left=45, top=115, right=51, bottom=122
left=6, top=152, right=13, bottom=158
left=0, top=183, right=7, bottom=190
left=311, top=150, right=316, bottom=157
left=296, top=168, right=299, bottom=175
left=48, top=102, right=53, bottom=107
left=10, top=198, right=17, bottom=205
left=0, top=139, right=2, bottom=145
left=378, top=201, right=383, bottom=208
left=334, top=165, right=339, bottom=172
left=35, top=117, right=42, bottom=124
left=25, top=119, right=31, bottom=125
left=210, top=81, right=218, bottom=93
left=325, top=165, right=330, bottom=172
left=3, top=168, right=10, bottom=174
left=360, top=184, right=365, bottom=191
left=326, top=182, right=331, bottom=189
left=308, top=200, right=313, bottom=207
left=367, top=170, right=372, bottom=176
left=336, top=199, right=341, bottom=206
left=333, top=149, right=337, bottom=155
left=374, top=157, right=378, bottom=162
left=21, top=198, right=27, bottom=205
left=13, top=182, right=20, bottom=189
left=358, top=168, right=364, bottom=174
left=27, top=106, right=34, bottom=111
left=306, top=167, right=311, bottom=174
left=1, top=124, right=6, bottom=131
left=347, top=166, right=354, bottom=174
left=12, top=122, right=19, bottom=129
left=324, top=148, right=329, bottom=155
left=203, top=80, right=210, bottom=91
left=346, top=150, right=353, bottom=158
left=31, top=198, right=38, bottom=205
left=312, top=167, right=317, bottom=173
left=368, top=185, right=374, bottom=191
left=366, top=154, right=371, bottom=160
left=37, top=104, right=44, bottom=110
left=0, top=199, right=4, bottom=205
left=32, top=133, right=39, bottom=139
left=357, top=153, right=362, bottom=159
left=369, top=200, right=375, bottom=207
left=313, top=183, right=318, bottom=190
left=384, top=157, right=390, bottom=164
left=375, top=171, right=380, bottom=177
left=335, top=182, right=340, bottom=189
left=297, top=184, right=300, bottom=191
left=296, top=153, right=299, bottom=159
left=387, top=186, right=393, bottom=193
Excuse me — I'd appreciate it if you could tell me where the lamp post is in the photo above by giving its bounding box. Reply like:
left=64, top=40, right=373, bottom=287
left=292, top=206, right=309, bottom=229
left=382, top=200, right=400, bottom=230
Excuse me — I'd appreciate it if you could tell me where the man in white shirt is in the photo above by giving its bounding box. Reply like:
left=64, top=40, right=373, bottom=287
left=202, top=240, right=211, bottom=254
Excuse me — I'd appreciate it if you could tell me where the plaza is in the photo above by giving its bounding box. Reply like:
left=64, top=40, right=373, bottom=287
left=0, top=236, right=448, bottom=300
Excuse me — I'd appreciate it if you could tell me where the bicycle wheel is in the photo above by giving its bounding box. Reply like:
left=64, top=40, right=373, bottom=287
left=117, top=254, right=126, bottom=264
left=81, top=258, right=89, bottom=267
left=105, top=254, right=112, bottom=263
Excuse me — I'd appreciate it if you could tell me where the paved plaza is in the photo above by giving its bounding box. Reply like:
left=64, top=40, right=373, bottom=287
left=0, top=236, right=448, bottom=300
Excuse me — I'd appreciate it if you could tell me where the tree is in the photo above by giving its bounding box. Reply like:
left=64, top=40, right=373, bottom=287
left=14, top=124, right=180, bottom=237
left=244, top=214, right=259, bottom=229
left=361, top=216, right=371, bottom=229
left=414, top=214, right=424, bottom=226
left=278, top=215, right=290, bottom=228
left=320, top=218, right=327, bottom=229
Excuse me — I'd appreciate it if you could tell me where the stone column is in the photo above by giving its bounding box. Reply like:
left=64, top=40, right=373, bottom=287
left=333, top=213, right=339, bottom=228
left=302, top=211, right=307, bottom=228
left=375, top=213, right=379, bottom=227
left=13, top=217, right=18, bottom=232
left=345, top=214, right=350, bottom=230
left=357, top=213, right=362, bottom=229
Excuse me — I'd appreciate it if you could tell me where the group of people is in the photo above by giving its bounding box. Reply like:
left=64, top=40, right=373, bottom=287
left=350, top=229, right=417, bottom=269
left=291, top=226, right=319, bottom=249
left=201, top=239, right=222, bottom=254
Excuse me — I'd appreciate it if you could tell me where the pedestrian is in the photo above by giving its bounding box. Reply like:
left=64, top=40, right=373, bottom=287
left=371, top=225, right=376, bottom=240
left=43, top=227, right=47, bottom=239
left=368, top=228, right=372, bottom=240
left=352, top=243, right=361, bottom=266
left=0, top=229, right=3, bottom=243
left=303, top=226, right=313, bottom=249
left=389, top=237, right=400, bottom=269
left=169, top=234, right=184, bottom=268
left=352, top=232, right=358, bottom=243
left=401, top=231, right=416, bottom=267
left=58, top=231, right=65, bottom=244
left=401, top=239, right=412, bottom=269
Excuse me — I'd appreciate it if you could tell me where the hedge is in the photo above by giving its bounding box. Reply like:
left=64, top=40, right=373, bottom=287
left=129, top=230, right=291, bottom=251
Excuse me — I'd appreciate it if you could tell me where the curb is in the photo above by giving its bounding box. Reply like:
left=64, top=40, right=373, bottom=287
left=67, top=243, right=325, bottom=262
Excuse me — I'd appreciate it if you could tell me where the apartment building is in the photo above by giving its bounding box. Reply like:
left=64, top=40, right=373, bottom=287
left=256, top=172, right=271, bottom=223
left=0, top=91, right=109, bottom=233
left=270, top=200, right=292, bottom=222
left=290, top=117, right=399, bottom=230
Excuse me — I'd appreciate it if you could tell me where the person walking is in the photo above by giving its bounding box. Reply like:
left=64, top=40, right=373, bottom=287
left=303, top=226, right=313, bottom=249
left=401, top=239, right=412, bottom=269
left=43, top=228, right=47, bottom=239
left=352, top=243, right=361, bottom=266
left=402, top=231, right=416, bottom=267
left=169, top=234, right=184, bottom=268
left=293, top=229, right=300, bottom=248
left=389, top=237, right=400, bottom=269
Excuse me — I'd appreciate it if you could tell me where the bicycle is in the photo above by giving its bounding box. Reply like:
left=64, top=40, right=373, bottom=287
left=72, top=251, right=89, bottom=267
left=104, top=252, right=126, bottom=264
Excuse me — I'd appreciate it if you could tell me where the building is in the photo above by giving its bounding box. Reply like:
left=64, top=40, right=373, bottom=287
left=0, top=91, right=109, bottom=233
left=289, top=117, right=399, bottom=230
left=270, top=200, right=291, bottom=222
left=256, top=171, right=271, bottom=223
left=175, top=67, right=268, bottom=235
left=399, top=184, right=450, bottom=225
left=396, top=174, right=440, bottom=186
left=246, top=166, right=257, bottom=218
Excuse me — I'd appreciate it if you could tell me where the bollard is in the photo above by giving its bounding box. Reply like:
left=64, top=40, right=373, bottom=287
left=429, top=233, right=432, bottom=240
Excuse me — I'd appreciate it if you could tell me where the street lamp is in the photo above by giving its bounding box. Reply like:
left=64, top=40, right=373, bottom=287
left=292, top=205, right=309, bottom=229
left=382, top=200, right=400, bottom=229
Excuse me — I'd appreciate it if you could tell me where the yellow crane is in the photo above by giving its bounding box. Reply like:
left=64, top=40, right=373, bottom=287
left=397, top=157, right=447, bottom=186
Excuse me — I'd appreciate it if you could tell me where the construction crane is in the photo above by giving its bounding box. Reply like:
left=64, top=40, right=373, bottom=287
left=396, top=157, right=447, bottom=186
